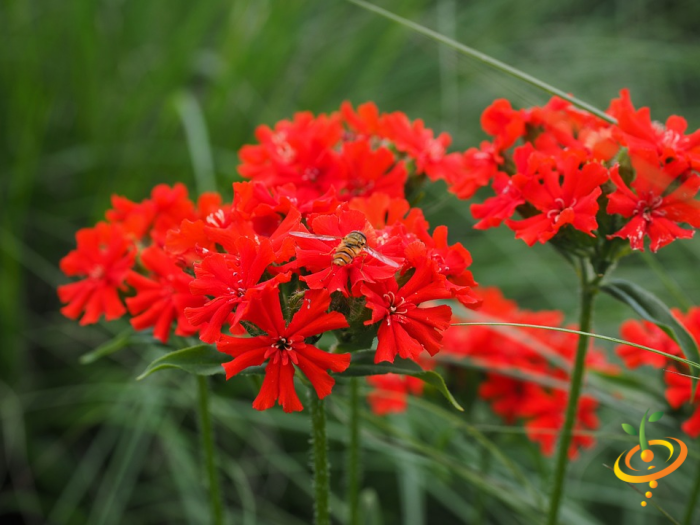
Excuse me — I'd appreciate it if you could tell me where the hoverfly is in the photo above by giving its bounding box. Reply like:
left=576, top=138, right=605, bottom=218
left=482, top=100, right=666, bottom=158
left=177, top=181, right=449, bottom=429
left=290, top=230, right=401, bottom=268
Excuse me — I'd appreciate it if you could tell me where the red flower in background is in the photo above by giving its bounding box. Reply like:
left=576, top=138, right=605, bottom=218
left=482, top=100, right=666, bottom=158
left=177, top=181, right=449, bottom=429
left=665, top=371, right=700, bottom=438
left=522, top=390, right=598, bottom=459
left=367, top=374, right=424, bottom=415
left=238, top=112, right=344, bottom=200
left=58, top=223, right=135, bottom=325
left=441, top=287, right=611, bottom=458
left=616, top=307, right=700, bottom=438
left=217, top=287, right=350, bottom=413
left=480, top=98, right=526, bottom=150
left=616, top=318, right=682, bottom=369
left=125, top=246, right=204, bottom=343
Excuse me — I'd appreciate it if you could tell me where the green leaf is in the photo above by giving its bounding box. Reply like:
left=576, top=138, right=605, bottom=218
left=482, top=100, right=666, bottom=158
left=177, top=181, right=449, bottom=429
left=339, top=356, right=463, bottom=411
left=621, top=423, right=638, bottom=436
left=79, top=331, right=131, bottom=364
left=602, top=278, right=700, bottom=397
left=648, top=411, right=664, bottom=423
left=136, top=344, right=227, bottom=380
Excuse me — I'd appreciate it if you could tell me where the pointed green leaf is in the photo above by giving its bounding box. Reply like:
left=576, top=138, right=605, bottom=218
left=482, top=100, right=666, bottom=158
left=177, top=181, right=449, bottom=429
left=648, top=411, right=664, bottom=423
left=137, top=344, right=227, bottom=380
left=621, top=423, right=638, bottom=436
left=338, top=356, right=463, bottom=411
left=602, top=278, right=700, bottom=397
left=80, top=331, right=131, bottom=364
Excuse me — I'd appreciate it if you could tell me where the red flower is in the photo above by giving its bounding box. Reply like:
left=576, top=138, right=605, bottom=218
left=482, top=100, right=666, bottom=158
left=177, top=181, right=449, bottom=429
left=447, top=142, right=503, bottom=200
left=616, top=318, right=681, bottom=369
left=125, top=246, right=204, bottom=343
left=339, top=140, right=407, bottom=199
left=470, top=172, right=525, bottom=230
left=506, top=150, right=609, bottom=245
left=58, top=223, right=135, bottom=325
left=480, top=99, right=526, bottom=150
left=362, top=258, right=452, bottom=363
left=348, top=194, right=411, bottom=230
left=341, top=101, right=382, bottom=138
left=238, top=112, right=345, bottom=200
left=294, top=209, right=400, bottom=296
left=664, top=371, right=700, bottom=438
left=367, top=374, right=424, bottom=415
left=609, top=89, right=700, bottom=171
left=185, top=237, right=281, bottom=343
left=380, top=111, right=455, bottom=181
left=607, top=150, right=700, bottom=251
left=217, top=286, right=350, bottom=412
left=521, top=390, right=598, bottom=459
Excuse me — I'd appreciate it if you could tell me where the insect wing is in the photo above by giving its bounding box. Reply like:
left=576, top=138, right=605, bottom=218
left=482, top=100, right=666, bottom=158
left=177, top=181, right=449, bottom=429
left=289, top=231, right=339, bottom=242
left=364, top=246, right=401, bottom=268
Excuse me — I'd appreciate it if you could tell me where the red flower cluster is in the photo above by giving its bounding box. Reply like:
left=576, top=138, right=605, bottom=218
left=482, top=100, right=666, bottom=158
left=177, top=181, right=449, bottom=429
left=616, top=307, right=700, bottom=437
left=441, top=288, right=614, bottom=459
left=58, top=103, right=480, bottom=412
left=239, top=102, right=488, bottom=201
left=454, top=92, right=700, bottom=252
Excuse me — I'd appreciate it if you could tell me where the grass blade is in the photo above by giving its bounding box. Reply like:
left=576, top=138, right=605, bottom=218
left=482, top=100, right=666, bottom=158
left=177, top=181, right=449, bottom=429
left=345, top=0, right=615, bottom=123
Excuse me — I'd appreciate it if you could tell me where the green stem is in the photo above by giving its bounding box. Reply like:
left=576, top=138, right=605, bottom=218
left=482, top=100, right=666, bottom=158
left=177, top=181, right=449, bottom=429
left=197, top=376, right=225, bottom=525
left=347, top=378, right=361, bottom=525
left=683, top=462, right=700, bottom=525
left=546, top=264, right=600, bottom=525
left=310, top=389, right=331, bottom=525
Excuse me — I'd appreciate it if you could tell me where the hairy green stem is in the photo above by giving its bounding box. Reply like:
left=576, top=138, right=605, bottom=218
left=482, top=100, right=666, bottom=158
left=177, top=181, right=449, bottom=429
left=197, top=376, right=225, bottom=525
left=683, top=463, right=700, bottom=525
left=347, top=378, right=361, bottom=525
left=546, top=266, right=600, bottom=525
left=310, top=389, right=331, bottom=525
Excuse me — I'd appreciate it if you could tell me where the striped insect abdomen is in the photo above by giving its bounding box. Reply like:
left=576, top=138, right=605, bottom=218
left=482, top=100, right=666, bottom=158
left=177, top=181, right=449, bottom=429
left=332, top=231, right=367, bottom=266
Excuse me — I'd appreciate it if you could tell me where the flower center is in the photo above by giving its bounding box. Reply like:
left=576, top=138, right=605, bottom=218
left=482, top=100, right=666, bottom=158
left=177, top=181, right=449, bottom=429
left=265, top=337, right=299, bottom=366
left=638, top=194, right=664, bottom=220
left=272, top=132, right=295, bottom=163
left=383, top=291, right=408, bottom=326
left=206, top=209, right=227, bottom=227
left=275, top=337, right=292, bottom=351
left=546, top=197, right=575, bottom=223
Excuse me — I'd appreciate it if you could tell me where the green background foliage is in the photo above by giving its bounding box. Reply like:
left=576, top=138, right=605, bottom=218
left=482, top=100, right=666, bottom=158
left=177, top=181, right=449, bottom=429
left=2, top=1, right=700, bottom=523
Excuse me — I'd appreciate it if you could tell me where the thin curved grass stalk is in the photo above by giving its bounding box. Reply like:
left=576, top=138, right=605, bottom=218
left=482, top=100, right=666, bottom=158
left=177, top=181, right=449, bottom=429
left=451, top=322, right=700, bottom=372
left=345, top=0, right=615, bottom=123
left=456, top=309, right=572, bottom=372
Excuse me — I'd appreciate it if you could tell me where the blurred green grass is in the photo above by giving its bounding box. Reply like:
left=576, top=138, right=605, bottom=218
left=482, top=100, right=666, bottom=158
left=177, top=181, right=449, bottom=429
left=2, top=0, right=700, bottom=523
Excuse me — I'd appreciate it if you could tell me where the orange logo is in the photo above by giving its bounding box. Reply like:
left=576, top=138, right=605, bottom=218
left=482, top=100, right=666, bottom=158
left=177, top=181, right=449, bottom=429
left=614, top=410, right=687, bottom=507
